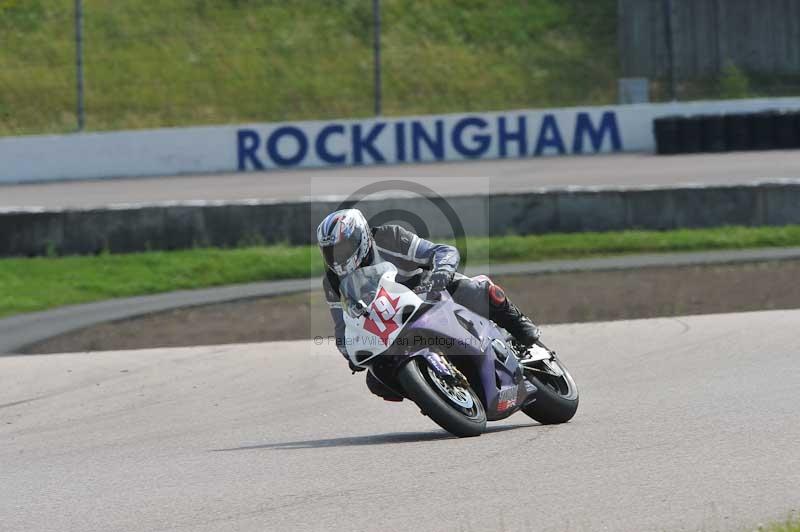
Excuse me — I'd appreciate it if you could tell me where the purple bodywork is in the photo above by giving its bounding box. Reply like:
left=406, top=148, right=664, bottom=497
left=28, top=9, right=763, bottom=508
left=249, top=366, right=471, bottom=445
left=368, top=290, right=536, bottom=421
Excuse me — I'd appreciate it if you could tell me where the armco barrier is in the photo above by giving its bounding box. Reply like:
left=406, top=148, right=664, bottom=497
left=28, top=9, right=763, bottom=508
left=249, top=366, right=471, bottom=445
left=2, top=182, right=800, bottom=257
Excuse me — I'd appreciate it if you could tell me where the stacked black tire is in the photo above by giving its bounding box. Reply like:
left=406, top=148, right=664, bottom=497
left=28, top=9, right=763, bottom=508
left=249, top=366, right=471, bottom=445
left=654, top=110, right=800, bottom=155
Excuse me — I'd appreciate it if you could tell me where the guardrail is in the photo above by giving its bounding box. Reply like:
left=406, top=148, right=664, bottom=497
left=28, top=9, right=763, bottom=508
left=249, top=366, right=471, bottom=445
left=2, top=182, right=799, bottom=257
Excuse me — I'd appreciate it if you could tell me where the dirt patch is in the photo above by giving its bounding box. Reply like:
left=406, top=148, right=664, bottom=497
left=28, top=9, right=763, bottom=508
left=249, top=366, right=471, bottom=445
left=24, top=260, right=800, bottom=354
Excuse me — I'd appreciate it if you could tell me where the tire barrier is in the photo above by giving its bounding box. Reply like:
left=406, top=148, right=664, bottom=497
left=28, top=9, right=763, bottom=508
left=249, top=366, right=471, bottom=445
left=700, top=114, right=726, bottom=153
left=654, top=116, right=680, bottom=155
left=775, top=112, right=800, bottom=149
left=724, top=113, right=753, bottom=152
left=752, top=112, right=776, bottom=151
left=655, top=110, right=800, bottom=155
left=679, top=115, right=704, bottom=154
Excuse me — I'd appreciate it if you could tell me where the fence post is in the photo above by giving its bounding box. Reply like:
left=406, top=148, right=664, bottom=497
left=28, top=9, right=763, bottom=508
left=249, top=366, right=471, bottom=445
left=373, top=0, right=382, bottom=116
left=714, top=0, right=727, bottom=73
left=663, top=0, right=677, bottom=100
left=75, top=0, right=86, bottom=131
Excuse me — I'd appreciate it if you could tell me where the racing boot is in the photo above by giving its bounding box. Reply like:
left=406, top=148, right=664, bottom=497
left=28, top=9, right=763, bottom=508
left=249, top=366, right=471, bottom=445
left=487, top=284, right=542, bottom=347
left=366, top=372, right=404, bottom=402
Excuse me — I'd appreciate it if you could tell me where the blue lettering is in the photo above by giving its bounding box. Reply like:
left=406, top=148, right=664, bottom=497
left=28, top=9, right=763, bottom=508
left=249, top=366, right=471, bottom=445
left=395, top=122, right=407, bottom=162
left=411, top=120, right=445, bottom=161
left=315, top=124, right=346, bottom=164
left=237, top=129, right=264, bottom=170
left=266, top=126, right=308, bottom=167
left=352, top=123, right=387, bottom=164
left=498, top=116, right=527, bottom=157
left=534, top=115, right=566, bottom=156
left=572, top=111, right=622, bottom=153
left=452, top=117, right=490, bottom=159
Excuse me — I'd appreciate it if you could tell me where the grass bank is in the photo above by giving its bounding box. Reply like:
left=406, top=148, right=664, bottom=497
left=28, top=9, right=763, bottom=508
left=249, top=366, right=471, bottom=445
left=2, top=225, right=800, bottom=318
left=0, top=0, right=617, bottom=136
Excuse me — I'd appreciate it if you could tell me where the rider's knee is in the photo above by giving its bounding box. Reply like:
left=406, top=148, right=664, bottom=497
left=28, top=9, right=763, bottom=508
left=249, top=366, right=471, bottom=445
left=468, top=275, right=507, bottom=308
left=487, top=282, right=507, bottom=308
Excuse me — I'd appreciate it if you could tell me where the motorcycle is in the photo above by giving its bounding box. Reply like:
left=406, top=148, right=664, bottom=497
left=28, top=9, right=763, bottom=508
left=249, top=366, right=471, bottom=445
left=340, top=261, right=579, bottom=437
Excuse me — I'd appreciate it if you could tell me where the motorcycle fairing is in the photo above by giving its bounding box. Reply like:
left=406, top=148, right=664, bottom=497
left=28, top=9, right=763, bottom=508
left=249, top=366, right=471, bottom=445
left=341, top=263, right=537, bottom=420
left=401, top=291, right=534, bottom=420
left=343, top=271, right=423, bottom=366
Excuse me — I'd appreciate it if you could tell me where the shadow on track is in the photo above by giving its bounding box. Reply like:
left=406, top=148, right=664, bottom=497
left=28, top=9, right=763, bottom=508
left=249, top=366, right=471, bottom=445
left=214, top=423, right=538, bottom=452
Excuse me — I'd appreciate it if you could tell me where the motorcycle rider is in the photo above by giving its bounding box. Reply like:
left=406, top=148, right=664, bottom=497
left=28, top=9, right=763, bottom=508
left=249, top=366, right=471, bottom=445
left=317, top=208, right=542, bottom=400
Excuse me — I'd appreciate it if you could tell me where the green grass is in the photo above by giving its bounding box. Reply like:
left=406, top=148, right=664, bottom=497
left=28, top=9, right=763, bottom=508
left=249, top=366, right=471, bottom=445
left=468, top=225, right=800, bottom=263
left=755, top=515, right=800, bottom=532
left=0, top=245, right=318, bottom=318
left=2, top=225, right=800, bottom=318
left=0, top=0, right=618, bottom=136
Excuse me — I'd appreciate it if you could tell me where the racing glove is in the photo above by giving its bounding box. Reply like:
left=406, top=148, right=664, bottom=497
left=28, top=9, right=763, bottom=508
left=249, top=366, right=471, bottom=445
left=430, top=268, right=455, bottom=292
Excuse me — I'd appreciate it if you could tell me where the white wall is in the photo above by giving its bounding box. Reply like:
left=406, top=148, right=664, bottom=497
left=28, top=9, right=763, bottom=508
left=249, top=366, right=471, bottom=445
left=2, top=98, right=800, bottom=184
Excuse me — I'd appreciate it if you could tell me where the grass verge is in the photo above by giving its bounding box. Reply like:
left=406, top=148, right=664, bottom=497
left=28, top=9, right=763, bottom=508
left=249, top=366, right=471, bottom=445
left=2, top=225, right=800, bottom=318
left=755, top=515, right=800, bottom=532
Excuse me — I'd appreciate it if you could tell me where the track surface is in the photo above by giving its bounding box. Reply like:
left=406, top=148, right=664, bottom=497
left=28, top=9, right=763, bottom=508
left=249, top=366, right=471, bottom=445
left=3, top=151, right=800, bottom=209
left=2, top=310, right=799, bottom=531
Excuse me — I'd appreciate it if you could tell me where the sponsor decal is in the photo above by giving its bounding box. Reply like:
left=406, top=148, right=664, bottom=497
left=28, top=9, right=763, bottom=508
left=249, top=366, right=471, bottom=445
left=497, top=385, right=519, bottom=412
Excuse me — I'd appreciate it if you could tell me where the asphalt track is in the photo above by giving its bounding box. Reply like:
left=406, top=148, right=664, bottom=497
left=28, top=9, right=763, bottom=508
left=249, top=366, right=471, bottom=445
left=2, top=309, right=799, bottom=532
left=3, top=151, right=800, bottom=209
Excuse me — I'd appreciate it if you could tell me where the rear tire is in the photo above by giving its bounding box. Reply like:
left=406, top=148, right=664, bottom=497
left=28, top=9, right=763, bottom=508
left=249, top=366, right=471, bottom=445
left=522, top=355, right=579, bottom=425
left=397, top=358, right=486, bottom=438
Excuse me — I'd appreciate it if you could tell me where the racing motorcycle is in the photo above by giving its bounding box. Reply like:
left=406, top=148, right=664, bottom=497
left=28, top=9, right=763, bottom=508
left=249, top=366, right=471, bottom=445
left=340, top=262, right=579, bottom=437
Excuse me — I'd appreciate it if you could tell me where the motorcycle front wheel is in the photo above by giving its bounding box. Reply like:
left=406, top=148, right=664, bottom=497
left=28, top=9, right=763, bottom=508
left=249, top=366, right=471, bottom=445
left=397, top=358, right=486, bottom=438
left=522, top=354, right=579, bottom=425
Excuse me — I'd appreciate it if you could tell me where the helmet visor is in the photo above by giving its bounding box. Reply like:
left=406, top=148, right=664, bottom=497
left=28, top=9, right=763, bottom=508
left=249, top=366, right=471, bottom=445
left=321, top=233, right=362, bottom=273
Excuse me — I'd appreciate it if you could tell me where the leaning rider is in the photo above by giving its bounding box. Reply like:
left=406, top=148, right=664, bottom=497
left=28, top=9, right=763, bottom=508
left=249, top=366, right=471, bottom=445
left=317, top=208, right=542, bottom=400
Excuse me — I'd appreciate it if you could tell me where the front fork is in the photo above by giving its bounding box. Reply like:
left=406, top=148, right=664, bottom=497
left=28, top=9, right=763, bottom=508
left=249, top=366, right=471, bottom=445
left=416, top=349, right=469, bottom=388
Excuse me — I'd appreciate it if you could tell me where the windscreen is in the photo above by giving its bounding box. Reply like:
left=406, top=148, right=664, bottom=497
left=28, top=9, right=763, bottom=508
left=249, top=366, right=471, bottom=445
left=339, top=262, right=397, bottom=318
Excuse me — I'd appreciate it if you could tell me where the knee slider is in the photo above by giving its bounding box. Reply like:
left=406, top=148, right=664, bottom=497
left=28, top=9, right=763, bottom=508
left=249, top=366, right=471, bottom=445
left=488, top=283, right=507, bottom=307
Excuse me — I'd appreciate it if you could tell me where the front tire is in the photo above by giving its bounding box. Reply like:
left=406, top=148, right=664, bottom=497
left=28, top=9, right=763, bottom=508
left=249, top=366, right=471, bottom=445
left=397, top=358, right=486, bottom=438
left=522, top=355, right=579, bottom=425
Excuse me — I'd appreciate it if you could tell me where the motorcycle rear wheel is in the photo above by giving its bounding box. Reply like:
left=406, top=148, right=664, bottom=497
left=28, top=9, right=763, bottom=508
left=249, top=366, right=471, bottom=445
left=397, top=358, right=486, bottom=438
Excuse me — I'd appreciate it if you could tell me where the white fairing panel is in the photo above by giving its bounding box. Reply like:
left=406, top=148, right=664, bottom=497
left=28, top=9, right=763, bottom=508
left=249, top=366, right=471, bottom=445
left=344, top=270, right=423, bottom=366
